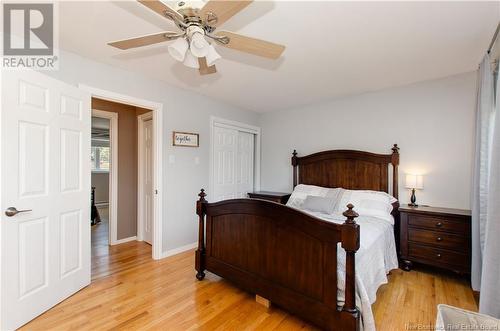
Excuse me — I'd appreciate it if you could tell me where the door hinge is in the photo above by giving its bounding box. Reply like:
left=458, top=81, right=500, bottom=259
left=155, top=189, right=158, bottom=194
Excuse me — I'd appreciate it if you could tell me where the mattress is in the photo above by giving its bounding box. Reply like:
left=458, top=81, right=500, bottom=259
left=302, top=210, right=399, bottom=331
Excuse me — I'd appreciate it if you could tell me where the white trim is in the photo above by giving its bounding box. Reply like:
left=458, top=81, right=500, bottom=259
left=137, top=112, right=153, bottom=242
left=81, top=84, right=164, bottom=260
left=113, top=236, right=137, bottom=245
left=92, top=109, right=119, bottom=246
left=209, top=116, right=261, bottom=199
left=160, top=242, right=197, bottom=259
left=91, top=170, right=109, bottom=174
left=95, top=202, right=109, bottom=207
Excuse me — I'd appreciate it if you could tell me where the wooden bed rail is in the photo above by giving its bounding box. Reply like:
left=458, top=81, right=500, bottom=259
left=195, top=189, right=361, bottom=330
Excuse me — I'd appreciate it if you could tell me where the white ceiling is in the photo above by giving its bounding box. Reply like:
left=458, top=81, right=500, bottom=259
left=59, top=1, right=499, bottom=113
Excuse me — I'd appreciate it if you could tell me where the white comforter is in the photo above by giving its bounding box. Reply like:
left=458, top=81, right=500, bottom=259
left=302, top=210, right=399, bottom=331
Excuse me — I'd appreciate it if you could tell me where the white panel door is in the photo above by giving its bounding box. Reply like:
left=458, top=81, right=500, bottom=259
left=1, top=70, right=91, bottom=330
left=213, top=126, right=238, bottom=201
left=213, top=126, right=254, bottom=201
left=235, top=131, right=254, bottom=198
left=142, top=119, right=153, bottom=245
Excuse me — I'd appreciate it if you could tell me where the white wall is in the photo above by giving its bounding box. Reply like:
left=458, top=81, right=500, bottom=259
left=44, top=50, right=259, bottom=253
left=259, top=72, right=477, bottom=209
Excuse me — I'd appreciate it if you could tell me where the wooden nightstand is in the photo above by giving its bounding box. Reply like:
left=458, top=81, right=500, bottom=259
left=247, top=191, right=291, bottom=204
left=399, top=206, right=471, bottom=274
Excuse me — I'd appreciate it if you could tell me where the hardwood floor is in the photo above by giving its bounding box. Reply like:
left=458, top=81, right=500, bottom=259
left=22, top=236, right=477, bottom=331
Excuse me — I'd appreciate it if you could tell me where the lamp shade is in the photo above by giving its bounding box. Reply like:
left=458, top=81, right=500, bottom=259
left=190, top=32, right=209, bottom=58
left=168, top=37, right=188, bottom=62
left=183, top=50, right=200, bottom=69
left=206, top=44, right=221, bottom=66
left=405, top=174, right=424, bottom=189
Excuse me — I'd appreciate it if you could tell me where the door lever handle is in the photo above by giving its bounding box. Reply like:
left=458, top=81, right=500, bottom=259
left=5, top=207, right=32, bottom=217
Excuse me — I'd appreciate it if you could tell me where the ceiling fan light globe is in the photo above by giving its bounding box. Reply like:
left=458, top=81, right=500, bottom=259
left=190, top=32, right=209, bottom=58
left=183, top=50, right=200, bottom=69
left=206, top=44, right=221, bottom=66
left=168, top=37, right=188, bottom=62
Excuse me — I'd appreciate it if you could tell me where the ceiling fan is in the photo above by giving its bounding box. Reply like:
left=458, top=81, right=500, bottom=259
left=107, top=0, right=285, bottom=75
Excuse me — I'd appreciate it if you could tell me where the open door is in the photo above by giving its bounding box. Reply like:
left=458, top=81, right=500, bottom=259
left=1, top=70, right=91, bottom=330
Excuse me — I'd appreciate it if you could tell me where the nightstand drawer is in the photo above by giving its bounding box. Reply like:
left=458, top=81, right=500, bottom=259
left=408, top=215, right=468, bottom=234
left=408, top=244, right=469, bottom=268
left=408, top=228, right=468, bottom=251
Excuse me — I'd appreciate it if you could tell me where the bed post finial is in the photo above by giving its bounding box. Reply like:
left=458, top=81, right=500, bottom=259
left=196, top=189, right=207, bottom=280
left=292, top=150, right=298, bottom=187
left=341, top=204, right=360, bottom=329
left=343, top=204, right=359, bottom=224
left=198, top=188, right=207, bottom=203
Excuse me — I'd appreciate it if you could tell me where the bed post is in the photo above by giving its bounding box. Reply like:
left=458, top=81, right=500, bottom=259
left=341, top=204, right=360, bottom=330
left=391, top=144, right=400, bottom=199
left=292, top=150, right=298, bottom=187
left=195, top=189, right=207, bottom=280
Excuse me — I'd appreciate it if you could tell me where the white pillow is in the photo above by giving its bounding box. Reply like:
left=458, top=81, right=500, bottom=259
left=286, top=184, right=343, bottom=211
left=335, top=189, right=397, bottom=224
left=302, top=195, right=337, bottom=214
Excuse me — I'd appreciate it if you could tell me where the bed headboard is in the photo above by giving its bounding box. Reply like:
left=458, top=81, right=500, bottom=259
left=291, top=144, right=400, bottom=199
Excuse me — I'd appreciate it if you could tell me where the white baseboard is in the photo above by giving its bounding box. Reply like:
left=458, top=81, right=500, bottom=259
left=111, top=236, right=137, bottom=245
left=160, top=242, right=197, bottom=259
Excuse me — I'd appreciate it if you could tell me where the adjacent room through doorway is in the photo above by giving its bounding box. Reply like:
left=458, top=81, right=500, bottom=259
left=90, top=98, right=153, bottom=280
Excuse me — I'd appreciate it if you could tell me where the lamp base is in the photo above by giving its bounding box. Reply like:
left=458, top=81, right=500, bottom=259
left=409, top=188, right=418, bottom=207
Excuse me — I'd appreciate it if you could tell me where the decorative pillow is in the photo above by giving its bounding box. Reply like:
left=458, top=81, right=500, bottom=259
left=286, top=184, right=343, bottom=211
left=336, top=189, right=397, bottom=224
left=302, top=195, right=337, bottom=214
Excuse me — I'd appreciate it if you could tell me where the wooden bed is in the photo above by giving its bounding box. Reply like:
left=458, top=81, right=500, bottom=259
left=195, top=144, right=400, bottom=331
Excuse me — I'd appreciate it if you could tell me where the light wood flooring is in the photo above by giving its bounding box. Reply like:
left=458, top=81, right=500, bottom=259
left=22, top=214, right=477, bottom=330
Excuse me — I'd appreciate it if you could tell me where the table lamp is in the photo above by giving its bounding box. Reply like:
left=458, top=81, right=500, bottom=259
left=405, top=174, right=424, bottom=207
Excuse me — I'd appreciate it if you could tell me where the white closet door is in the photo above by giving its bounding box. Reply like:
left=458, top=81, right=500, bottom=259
left=213, top=126, right=238, bottom=201
left=213, top=126, right=255, bottom=201
left=235, top=131, right=254, bottom=198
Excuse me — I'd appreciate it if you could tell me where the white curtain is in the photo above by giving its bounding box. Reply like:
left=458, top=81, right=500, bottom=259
left=472, top=54, right=500, bottom=317
left=472, top=55, right=494, bottom=291
left=480, top=61, right=500, bottom=317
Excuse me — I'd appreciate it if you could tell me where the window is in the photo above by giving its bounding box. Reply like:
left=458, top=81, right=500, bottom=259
left=91, top=146, right=110, bottom=172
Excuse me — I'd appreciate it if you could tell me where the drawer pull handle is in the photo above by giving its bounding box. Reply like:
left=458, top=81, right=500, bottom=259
left=437, top=237, right=443, bottom=242
left=436, top=222, right=443, bottom=227
left=436, top=253, right=442, bottom=258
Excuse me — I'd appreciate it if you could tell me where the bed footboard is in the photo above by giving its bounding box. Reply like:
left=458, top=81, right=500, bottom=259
left=195, top=189, right=360, bottom=331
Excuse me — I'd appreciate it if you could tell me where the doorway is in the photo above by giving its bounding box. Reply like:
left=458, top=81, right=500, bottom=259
left=90, top=97, right=156, bottom=280
left=81, top=85, right=164, bottom=260
left=90, top=114, right=112, bottom=258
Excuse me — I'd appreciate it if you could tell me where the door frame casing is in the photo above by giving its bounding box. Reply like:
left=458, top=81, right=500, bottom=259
left=91, top=109, right=119, bottom=245
left=137, top=112, right=153, bottom=243
left=80, top=84, right=163, bottom=260
left=209, top=116, right=261, bottom=200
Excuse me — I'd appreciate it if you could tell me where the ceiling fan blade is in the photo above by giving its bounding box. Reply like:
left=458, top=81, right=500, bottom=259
left=200, top=0, right=253, bottom=27
left=137, top=0, right=183, bottom=22
left=214, top=31, right=285, bottom=59
left=198, top=57, right=217, bottom=75
left=108, top=31, right=181, bottom=50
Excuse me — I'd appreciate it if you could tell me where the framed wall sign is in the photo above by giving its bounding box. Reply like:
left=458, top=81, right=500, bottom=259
left=173, top=131, right=199, bottom=147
